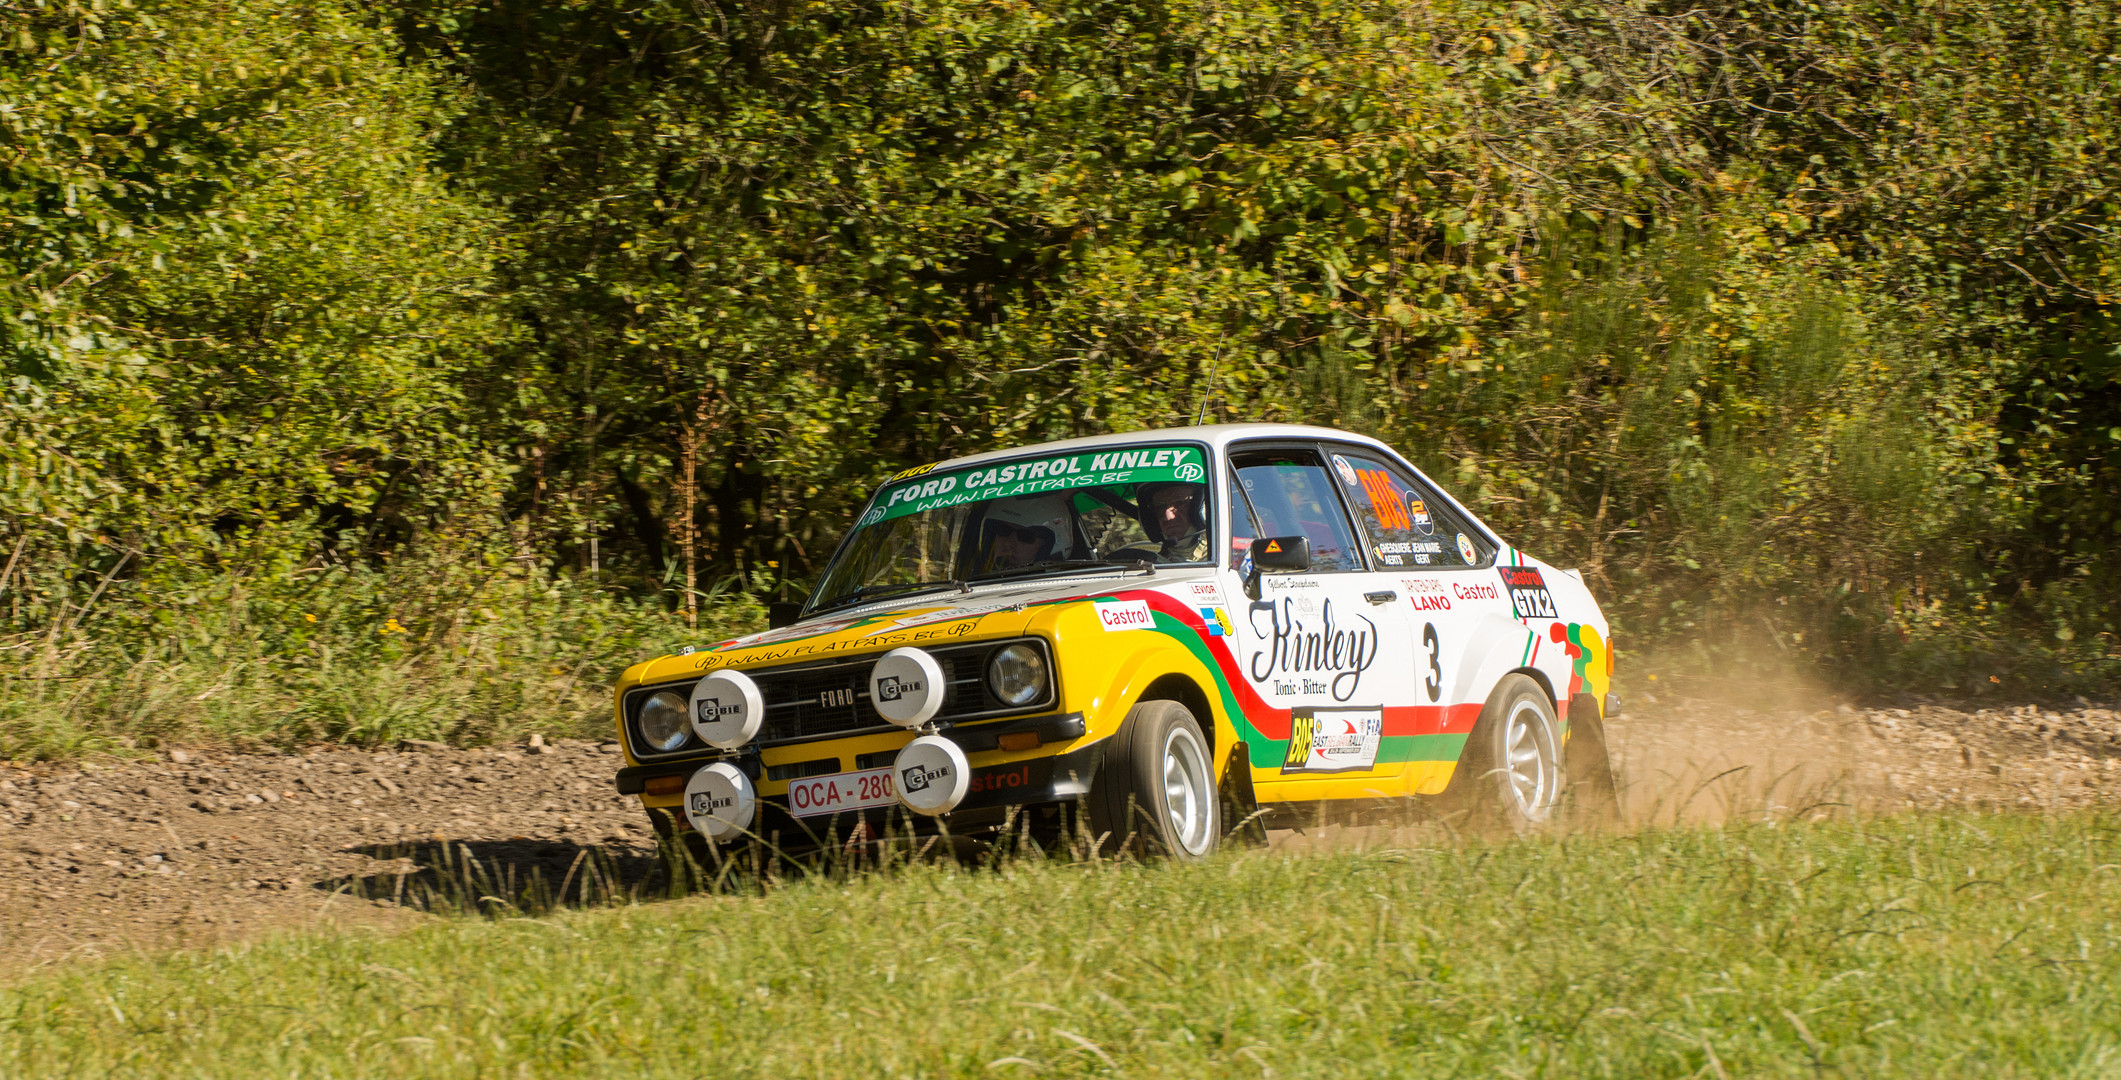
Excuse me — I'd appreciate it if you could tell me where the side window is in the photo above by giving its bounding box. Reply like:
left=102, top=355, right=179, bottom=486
left=1327, top=448, right=1494, bottom=569
left=1228, top=447, right=1365, bottom=573
left=1225, top=472, right=1258, bottom=571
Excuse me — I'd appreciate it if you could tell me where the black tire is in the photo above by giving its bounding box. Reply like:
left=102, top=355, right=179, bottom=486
left=1445, top=674, right=1563, bottom=833
left=1088, top=699, right=1221, bottom=859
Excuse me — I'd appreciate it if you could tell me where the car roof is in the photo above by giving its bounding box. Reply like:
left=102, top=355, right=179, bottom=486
left=919, top=423, right=1396, bottom=474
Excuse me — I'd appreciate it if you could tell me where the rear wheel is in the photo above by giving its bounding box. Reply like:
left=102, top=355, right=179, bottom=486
left=1447, top=674, right=1562, bottom=832
left=1088, top=699, right=1221, bottom=858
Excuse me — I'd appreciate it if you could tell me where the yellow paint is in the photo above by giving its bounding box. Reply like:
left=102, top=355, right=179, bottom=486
left=614, top=596, right=1247, bottom=803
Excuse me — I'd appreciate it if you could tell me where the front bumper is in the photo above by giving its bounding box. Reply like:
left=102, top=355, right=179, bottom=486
left=619, top=712, right=1100, bottom=837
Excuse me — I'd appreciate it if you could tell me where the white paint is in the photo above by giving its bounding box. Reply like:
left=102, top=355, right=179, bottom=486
left=683, top=762, right=756, bottom=840
left=1094, top=599, right=1154, bottom=631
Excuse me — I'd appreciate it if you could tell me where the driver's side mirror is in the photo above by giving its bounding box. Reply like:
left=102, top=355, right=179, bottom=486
left=1243, top=535, right=1311, bottom=600
left=767, top=602, right=803, bottom=629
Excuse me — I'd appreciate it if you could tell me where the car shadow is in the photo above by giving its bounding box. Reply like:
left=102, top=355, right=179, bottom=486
left=318, top=838, right=669, bottom=915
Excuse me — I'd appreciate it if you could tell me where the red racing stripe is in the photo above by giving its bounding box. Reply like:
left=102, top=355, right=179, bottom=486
left=1113, top=589, right=1485, bottom=739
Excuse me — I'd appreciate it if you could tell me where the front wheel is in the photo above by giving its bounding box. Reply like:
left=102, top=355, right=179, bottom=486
left=1446, top=674, right=1563, bottom=832
left=1088, top=700, right=1221, bottom=858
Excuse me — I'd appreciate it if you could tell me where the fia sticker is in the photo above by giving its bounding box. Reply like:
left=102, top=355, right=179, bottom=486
left=1456, top=533, right=1477, bottom=565
left=1094, top=599, right=1153, bottom=631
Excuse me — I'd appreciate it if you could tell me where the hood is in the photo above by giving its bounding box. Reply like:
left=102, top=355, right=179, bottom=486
left=625, top=568, right=1217, bottom=686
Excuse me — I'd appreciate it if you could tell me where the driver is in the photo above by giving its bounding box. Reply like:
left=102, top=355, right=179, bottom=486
left=1117, top=482, right=1210, bottom=563
left=978, top=495, right=1075, bottom=573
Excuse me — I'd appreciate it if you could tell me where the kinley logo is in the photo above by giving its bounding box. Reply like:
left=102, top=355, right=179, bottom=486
left=1247, top=597, right=1378, bottom=702
left=875, top=675, right=921, bottom=702
left=901, top=761, right=949, bottom=792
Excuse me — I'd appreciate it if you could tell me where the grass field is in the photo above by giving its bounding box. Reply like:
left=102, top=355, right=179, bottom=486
left=5, top=811, right=2119, bottom=1078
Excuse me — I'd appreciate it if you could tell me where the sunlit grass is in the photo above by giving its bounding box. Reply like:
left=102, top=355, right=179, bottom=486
left=4, top=809, right=2119, bottom=1077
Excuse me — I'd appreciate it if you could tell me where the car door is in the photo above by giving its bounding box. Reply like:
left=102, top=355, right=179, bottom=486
left=1320, top=443, right=1512, bottom=795
left=1222, top=443, right=1418, bottom=797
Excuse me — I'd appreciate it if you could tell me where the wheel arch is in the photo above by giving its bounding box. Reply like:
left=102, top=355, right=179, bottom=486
left=1509, top=665, right=1559, bottom=712
left=1136, top=672, right=1217, bottom=759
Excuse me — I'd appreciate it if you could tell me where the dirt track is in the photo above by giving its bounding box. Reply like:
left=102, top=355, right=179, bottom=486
left=3, top=698, right=2119, bottom=974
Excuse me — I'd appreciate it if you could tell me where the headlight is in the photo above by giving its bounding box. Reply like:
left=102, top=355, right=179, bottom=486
left=637, top=691, right=691, bottom=752
left=986, top=644, right=1048, bottom=708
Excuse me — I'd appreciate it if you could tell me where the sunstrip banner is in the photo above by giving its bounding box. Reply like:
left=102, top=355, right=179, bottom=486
left=868, top=445, right=1208, bottom=524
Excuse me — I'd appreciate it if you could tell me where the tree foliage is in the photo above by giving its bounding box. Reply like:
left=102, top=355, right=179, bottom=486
left=1, top=0, right=2115, bottom=753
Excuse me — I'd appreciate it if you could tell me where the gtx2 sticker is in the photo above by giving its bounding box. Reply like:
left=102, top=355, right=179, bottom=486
left=1499, top=565, right=1558, bottom=620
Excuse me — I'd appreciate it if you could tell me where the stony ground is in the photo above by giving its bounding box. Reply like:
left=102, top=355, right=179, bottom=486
left=0, top=737, right=660, bottom=972
left=3, top=698, right=2118, bottom=974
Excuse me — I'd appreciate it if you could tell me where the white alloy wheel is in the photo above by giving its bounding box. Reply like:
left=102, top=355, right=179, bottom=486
left=1088, top=699, right=1222, bottom=859
left=1448, top=673, right=1564, bottom=833
left=1498, top=695, right=1560, bottom=823
left=1160, top=723, right=1215, bottom=856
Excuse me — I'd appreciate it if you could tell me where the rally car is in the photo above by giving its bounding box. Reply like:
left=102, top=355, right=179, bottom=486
left=613, top=424, right=1617, bottom=858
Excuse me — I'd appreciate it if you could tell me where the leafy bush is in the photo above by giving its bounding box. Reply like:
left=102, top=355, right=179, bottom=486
left=2, top=0, right=2116, bottom=759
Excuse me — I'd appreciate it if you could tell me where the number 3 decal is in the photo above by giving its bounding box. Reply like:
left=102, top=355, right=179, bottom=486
left=1422, top=622, right=1441, bottom=702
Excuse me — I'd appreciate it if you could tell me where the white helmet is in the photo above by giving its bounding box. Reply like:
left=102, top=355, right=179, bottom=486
left=983, top=495, right=1074, bottom=559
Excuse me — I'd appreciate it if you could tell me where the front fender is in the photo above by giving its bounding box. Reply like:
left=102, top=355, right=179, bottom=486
left=1044, top=599, right=1240, bottom=782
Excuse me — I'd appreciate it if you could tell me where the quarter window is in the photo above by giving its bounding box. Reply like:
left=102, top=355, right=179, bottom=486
left=1326, top=448, right=1493, bottom=568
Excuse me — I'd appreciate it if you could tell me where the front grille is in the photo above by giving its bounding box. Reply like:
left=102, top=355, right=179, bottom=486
left=623, top=638, right=1054, bottom=760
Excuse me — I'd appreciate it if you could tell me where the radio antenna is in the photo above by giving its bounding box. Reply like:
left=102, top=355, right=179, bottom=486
left=1194, top=328, right=1228, bottom=427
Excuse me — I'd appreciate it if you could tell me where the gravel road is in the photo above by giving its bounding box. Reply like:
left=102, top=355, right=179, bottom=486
left=4, top=699, right=2119, bottom=973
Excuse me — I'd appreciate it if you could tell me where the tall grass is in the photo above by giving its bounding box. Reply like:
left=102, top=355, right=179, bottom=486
left=0, top=535, right=760, bottom=760
left=4, top=809, right=2116, bottom=1077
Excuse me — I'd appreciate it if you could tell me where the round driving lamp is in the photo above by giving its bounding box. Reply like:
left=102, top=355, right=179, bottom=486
left=637, top=690, right=691, bottom=752
left=986, top=644, right=1047, bottom=708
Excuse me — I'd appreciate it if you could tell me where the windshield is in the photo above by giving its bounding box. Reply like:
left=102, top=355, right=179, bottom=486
left=811, top=443, right=1213, bottom=612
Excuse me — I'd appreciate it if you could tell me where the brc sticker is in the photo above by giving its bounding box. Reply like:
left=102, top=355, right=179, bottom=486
left=1456, top=533, right=1477, bottom=565
left=1094, top=599, right=1154, bottom=631
left=1281, top=708, right=1384, bottom=773
left=1331, top=455, right=1358, bottom=486
left=1405, top=492, right=1435, bottom=535
left=1499, top=565, right=1559, bottom=620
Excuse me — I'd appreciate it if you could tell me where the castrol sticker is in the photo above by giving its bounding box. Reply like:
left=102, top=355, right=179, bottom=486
left=1094, top=599, right=1153, bottom=631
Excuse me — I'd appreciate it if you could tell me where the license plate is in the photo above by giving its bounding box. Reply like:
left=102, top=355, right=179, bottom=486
left=785, top=766, right=897, bottom=818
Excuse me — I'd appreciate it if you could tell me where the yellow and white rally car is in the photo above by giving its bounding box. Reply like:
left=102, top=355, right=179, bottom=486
left=614, top=424, right=1618, bottom=857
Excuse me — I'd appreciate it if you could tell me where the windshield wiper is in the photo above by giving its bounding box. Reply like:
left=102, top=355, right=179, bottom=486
left=965, top=558, right=1155, bottom=585
left=811, top=578, right=969, bottom=615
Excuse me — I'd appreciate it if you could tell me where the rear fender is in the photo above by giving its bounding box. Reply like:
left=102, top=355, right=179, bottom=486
left=1452, top=611, right=1557, bottom=716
